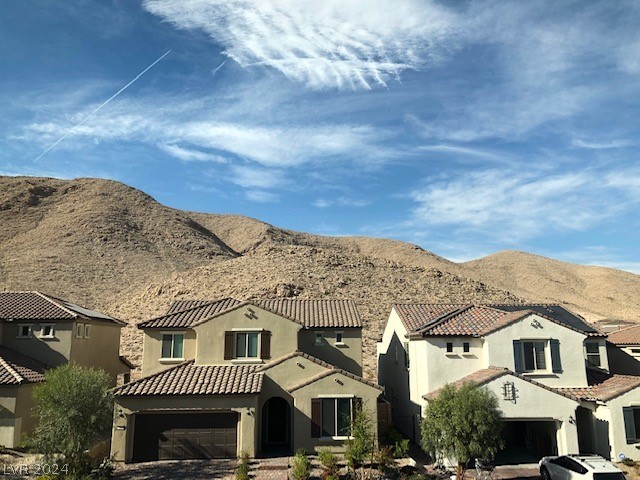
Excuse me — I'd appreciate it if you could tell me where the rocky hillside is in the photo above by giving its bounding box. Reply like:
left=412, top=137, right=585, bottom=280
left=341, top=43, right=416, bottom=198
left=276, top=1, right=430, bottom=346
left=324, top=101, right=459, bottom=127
left=1, top=176, right=638, bottom=378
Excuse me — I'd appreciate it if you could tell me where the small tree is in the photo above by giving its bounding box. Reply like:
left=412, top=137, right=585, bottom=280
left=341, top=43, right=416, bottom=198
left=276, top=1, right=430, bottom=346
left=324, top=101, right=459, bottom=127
left=421, top=382, right=504, bottom=480
left=345, top=401, right=375, bottom=478
left=30, top=364, right=113, bottom=478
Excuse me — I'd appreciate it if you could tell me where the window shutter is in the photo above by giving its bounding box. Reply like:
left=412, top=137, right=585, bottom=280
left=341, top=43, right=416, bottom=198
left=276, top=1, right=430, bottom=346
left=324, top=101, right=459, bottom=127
left=311, top=399, right=322, bottom=438
left=624, top=407, right=637, bottom=444
left=550, top=339, right=562, bottom=373
left=513, top=340, right=524, bottom=373
left=261, top=331, right=271, bottom=359
left=224, top=331, right=235, bottom=360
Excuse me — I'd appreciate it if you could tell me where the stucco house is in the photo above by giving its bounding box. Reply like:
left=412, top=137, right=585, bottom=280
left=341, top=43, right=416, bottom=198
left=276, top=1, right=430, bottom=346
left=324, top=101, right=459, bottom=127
left=377, top=303, right=640, bottom=462
left=0, top=291, right=128, bottom=447
left=110, top=298, right=383, bottom=463
left=606, top=325, right=640, bottom=376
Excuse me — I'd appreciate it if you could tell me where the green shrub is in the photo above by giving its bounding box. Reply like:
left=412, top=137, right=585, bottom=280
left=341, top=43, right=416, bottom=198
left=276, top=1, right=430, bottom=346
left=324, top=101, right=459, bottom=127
left=236, top=461, right=250, bottom=480
left=239, top=450, right=250, bottom=463
left=375, top=446, right=394, bottom=471
left=291, top=449, right=311, bottom=480
left=621, top=457, right=636, bottom=467
left=393, top=438, right=410, bottom=458
left=345, top=403, right=374, bottom=472
left=318, top=448, right=339, bottom=479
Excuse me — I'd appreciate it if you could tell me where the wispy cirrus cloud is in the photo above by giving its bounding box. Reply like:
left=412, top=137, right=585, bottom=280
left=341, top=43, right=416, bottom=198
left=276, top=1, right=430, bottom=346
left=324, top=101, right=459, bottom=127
left=410, top=165, right=640, bottom=239
left=313, top=197, right=370, bottom=208
left=142, top=0, right=460, bottom=90
left=158, top=143, right=227, bottom=162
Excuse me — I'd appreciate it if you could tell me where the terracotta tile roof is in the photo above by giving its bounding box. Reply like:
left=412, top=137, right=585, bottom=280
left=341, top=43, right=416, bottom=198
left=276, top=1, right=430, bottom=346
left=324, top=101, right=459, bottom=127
left=0, top=346, right=48, bottom=385
left=396, top=303, right=601, bottom=338
left=608, top=324, right=640, bottom=346
left=113, top=361, right=263, bottom=396
left=138, top=298, right=243, bottom=328
left=559, top=369, right=640, bottom=402
left=140, top=298, right=362, bottom=329
left=258, top=351, right=382, bottom=392
left=423, top=366, right=579, bottom=401
left=0, top=291, right=124, bottom=325
left=166, top=300, right=216, bottom=314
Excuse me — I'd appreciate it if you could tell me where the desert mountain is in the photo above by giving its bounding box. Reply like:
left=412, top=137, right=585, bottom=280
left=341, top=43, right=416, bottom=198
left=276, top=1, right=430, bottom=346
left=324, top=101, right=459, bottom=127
left=1, top=176, right=638, bottom=378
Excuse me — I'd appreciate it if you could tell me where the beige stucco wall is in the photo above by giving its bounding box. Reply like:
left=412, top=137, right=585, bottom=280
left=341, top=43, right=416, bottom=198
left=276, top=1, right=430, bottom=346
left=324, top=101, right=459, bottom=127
left=111, top=394, right=259, bottom=462
left=69, top=321, right=124, bottom=384
left=298, top=329, right=363, bottom=375
left=1, top=321, right=73, bottom=367
left=0, top=384, right=38, bottom=448
left=193, top=305, right=301, bottom=365
left=141, top=329, right=197, bottom=376
left=485, top=314, right=588, bottom=388
left=290, top=373, right=381, bottom=453
left=597, top=387, right=640, bottom=461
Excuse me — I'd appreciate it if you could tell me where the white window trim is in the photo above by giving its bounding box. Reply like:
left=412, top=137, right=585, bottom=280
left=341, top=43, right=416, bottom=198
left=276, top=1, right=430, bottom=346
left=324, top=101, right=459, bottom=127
left=84, top=324, right=91, bottom=339
left=314, top=331, right=324, bottom=346
left=520, top=339, right=550, bottom=373
left=17, top=324, right=33, bottom=338
left=39, top=323, right=56, bottom=339
left=318, top=397, right=355, bottom=439
left=75, top=323, right=84, bottom=339
left=235, top=331, right=261, bottom=359
left=585, top=342, right=601, bottom=367
left=160, top=331, right=186, bottom=360
left=334, top=331, right=345, bottom=346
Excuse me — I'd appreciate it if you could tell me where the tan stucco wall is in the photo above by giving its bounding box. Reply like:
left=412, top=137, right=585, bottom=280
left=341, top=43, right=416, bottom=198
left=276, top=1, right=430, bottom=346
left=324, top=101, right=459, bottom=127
left=1, top=321, right=73, bottom=367
left=298, top=329, right=363, bottom=375
left=290, top=373, right=381, bottom=453
left=485, top=314, right=589, bottom=388
left=140, top=329, right=197, bottom=376
left=0, top=384, right=38, bottom=448
left=193, top=305, right=301, bottom=365
left=69, top=321, right=124, bottom=384
left=0, top=387, right=18, bottom=448
left=110, top=394, right=259, bottom=462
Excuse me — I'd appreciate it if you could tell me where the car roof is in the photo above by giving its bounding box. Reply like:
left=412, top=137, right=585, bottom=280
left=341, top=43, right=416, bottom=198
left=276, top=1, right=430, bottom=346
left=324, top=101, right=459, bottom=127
left=566, top=455, right=622, bottom=473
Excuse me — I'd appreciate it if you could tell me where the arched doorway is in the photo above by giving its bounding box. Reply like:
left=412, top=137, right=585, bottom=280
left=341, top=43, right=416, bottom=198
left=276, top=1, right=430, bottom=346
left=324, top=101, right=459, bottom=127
left=261, top=397, right=291, bottom=454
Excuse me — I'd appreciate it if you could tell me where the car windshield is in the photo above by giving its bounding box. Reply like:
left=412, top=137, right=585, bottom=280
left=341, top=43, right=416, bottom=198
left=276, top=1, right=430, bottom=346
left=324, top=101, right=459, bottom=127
left=593, top=473, right=625, bottom=480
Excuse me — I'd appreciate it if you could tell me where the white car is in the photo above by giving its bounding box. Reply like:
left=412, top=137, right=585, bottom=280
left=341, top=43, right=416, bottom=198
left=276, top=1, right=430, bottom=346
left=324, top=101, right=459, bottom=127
left=539, top=455, right=626, bottom=480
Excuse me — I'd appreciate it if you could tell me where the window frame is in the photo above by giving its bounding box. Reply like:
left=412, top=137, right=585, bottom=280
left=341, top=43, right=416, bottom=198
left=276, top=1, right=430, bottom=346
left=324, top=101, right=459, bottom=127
left=160, top=332, right=185, bottom=360
left=463, top=342, right=470, bottom=353
left=84, top=323, right=91, bottom=339
left=334, top=331, right=344, bottom=345
left=446, top=342, right=454, bottom=353
left=39, top=323, right=56, bottom=339
left=17, top=324, right=33, bottom=339
left=314, top=331, right=324, bottom=346
left=624, top=406, right=640, bottom=444
left=235, top=331, right=260, bottom=359
left=318, top=397, right=355, bottom=439
left=521, top=339, right=548, bottom=372
left=75, top=323, right=84, bottom=339
left=585, top=342, right=601, bottom=367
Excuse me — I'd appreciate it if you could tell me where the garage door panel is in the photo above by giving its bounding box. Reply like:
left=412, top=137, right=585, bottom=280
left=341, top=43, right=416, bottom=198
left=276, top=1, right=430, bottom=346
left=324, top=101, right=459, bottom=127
left=132, top=413, right=238, bottom=462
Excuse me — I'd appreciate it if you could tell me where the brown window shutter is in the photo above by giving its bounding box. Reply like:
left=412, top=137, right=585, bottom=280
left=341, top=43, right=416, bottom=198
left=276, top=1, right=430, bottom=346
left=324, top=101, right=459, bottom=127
left=261, top=331, right=271, bottom=359
left=311, top=398, right=322, bottom=438
left=224, top=331, right=235, bottom=360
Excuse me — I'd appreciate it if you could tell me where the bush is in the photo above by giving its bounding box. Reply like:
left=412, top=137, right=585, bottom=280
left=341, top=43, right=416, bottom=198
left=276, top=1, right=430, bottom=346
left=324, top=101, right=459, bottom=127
left=238, top=450, right=250, bottom=463
left=375, top=446, right=394, bottom=471
left=621, top=458, right=636, bottom=467
left=90, top=457, right=115, bottom=479
left=345, top=402, right=375, bottom=472
left=291, top=449, right=311, bottom=480
left=236, top=461, right=250, bottom=480
left=318, top=448, right=339, bottom=479
left=384, top=426, right=410, bottom=458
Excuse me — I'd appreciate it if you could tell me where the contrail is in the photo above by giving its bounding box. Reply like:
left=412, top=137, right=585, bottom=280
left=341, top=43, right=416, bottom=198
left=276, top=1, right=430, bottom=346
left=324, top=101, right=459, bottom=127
left=212, top=59, right=227, bottom=76
left=34, top=49, right=172, bottom=162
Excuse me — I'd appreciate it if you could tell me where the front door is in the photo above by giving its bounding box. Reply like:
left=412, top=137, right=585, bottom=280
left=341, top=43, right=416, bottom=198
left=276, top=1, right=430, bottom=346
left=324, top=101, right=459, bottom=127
left=262, top=397, right=291, bottom=452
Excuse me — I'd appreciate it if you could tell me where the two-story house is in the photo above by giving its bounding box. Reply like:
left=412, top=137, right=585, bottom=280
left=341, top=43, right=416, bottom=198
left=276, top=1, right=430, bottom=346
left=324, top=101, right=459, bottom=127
left=110, top=298, right=383, bottom=462
left=0, top=291, right=128, bottom=447
left=377, top=304, right=640, bottom=462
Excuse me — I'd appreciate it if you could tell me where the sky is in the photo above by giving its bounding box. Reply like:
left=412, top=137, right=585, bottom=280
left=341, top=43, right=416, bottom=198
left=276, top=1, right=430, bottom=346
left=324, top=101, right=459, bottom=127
left=1, top=1, right=639, bottom=273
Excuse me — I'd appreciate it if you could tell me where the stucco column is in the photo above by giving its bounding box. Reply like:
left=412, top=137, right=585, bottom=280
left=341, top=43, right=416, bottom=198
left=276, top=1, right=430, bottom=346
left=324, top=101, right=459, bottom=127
left=239, top=405, right=257, bottom=457
left=558, top=417, right=579, bottom=454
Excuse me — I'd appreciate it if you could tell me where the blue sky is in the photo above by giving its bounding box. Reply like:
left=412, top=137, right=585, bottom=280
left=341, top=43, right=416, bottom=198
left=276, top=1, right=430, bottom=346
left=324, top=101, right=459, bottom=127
left=1, top=1, right=639, bottom=272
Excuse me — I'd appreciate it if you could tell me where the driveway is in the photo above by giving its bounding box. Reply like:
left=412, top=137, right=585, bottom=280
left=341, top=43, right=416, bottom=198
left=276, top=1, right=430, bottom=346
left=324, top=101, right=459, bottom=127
left=113, top=459, right=238, bottom=480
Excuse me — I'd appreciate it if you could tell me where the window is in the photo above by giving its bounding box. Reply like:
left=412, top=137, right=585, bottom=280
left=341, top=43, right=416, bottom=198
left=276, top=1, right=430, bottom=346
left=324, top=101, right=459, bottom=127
left=335, top=332, right=344, bottom=344
left=522, top=341, right=547, bottom=371
left=161, top=333, right=184, bottom=359
left=314, top=332, right=324, bottom=346
left=502, top=381, right=516, bottom=401
left=75, top=323, right=84, bottom=338
left=321, top=398, right=353, bottom=437
left=236, top=332, right=259, bottom=358
left=585, top=342, right=601, bottom=367
left=84, top=324, right=91, bottom=339
left=17, top=324, right=32, bottom=338
left=463, top=342, right=470, bottom=353
left=446, top=342, right=454, bottom=353
left=632, top=349, right=640, bottom=354
left=40, top=324, right=55, bottom=338
left=403, top=342, right=410, bottom=369
left=623, top=406, right=640, bottom=443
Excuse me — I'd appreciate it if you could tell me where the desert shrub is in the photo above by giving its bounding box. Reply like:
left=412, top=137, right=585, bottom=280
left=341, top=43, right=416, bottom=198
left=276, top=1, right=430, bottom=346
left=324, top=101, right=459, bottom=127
left=385, top=426, right=410, bottom=458
left=291, top=449, right=311, bottom=480
left=345, top=402, right=375, bottom=473
left=318, top=448, right=339, bottom=479
left=375, top=446, right=395, bottom=471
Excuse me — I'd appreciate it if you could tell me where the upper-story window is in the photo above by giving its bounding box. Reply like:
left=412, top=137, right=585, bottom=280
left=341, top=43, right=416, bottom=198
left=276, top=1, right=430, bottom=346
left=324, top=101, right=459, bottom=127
left=75, top=323, right=84, bottom=338
left=236, top=332, right=259, bottom=358
left=446, top=342, right=454, bottom=353
left=40, top=324, right=55, bottom=339
left=585, top=342, right=601, bottom=367
left=514, top=339, right=562, bottom=373
left=17, top=324, right=32, bottom=338
left=335, top=332, right=344, bottom=345
left=161, top=333, right=184, bottom=359
left=84, top=324, right=91, bottom=339
left=463, top=342, right=470, bottom=353
left=314, top=332, right=324, bottom=346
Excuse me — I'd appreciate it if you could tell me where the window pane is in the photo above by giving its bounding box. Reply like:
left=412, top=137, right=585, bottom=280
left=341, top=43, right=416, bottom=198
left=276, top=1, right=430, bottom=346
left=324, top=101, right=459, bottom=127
left=633, top=409, right=640, bottom=439
left=322, top=399, right=336, bottom=436
left=586, top=343, right=599, bottom=353
left=236, top=333, right=247, bottom=357
left=523, top=342, right=535, bottom=370
left=535, top=342, right=546, bottom=370
left=337, top=398, right=352, bottom=436
left=173, top=334, right=184, bottom=358
left=161, top=334, right=172, bottom=358
left=248, top=333, right=259, bottom=357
